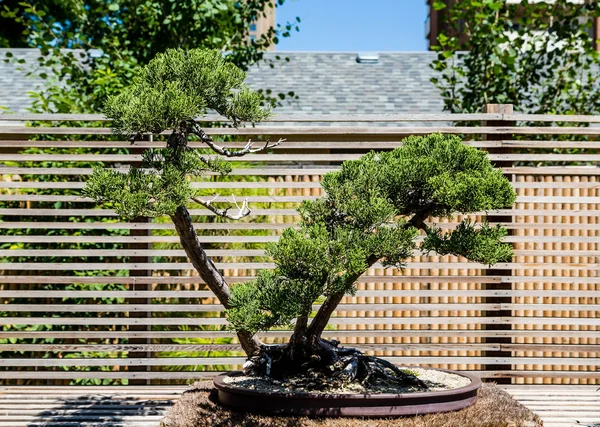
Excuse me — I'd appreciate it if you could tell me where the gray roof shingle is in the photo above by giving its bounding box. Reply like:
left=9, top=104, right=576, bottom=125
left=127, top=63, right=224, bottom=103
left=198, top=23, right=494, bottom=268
left=0, top=49, right=443, bottom=115
left=245, top=52, right=443, bottom=115
left=0, top=49, right=48, bottom=114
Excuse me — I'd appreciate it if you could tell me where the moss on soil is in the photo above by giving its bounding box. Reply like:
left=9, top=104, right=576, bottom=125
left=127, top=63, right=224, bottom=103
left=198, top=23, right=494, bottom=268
left=159, top=382, right=542, bottom=427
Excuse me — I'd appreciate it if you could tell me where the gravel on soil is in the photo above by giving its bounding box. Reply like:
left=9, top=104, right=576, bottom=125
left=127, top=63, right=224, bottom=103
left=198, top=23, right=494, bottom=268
left=222, top=367, right=470, bottom=395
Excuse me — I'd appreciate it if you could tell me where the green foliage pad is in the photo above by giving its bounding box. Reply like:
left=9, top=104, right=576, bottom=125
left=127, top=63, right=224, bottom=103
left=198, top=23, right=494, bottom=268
left=83, top=48, right=270, bottom=218
left=104, top=49, right=269, bottom=137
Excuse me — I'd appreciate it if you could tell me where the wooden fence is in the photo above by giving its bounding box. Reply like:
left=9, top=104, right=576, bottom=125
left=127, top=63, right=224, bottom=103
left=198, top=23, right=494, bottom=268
left=0, top=108, right=598, bottom=385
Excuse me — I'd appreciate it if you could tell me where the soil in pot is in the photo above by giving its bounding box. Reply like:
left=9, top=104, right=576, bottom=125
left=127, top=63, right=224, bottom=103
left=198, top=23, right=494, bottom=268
left=213, top=367, right=482, bottom=417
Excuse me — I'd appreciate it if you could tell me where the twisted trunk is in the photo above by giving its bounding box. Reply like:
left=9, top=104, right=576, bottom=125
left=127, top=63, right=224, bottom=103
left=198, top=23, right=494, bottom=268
left=171, top=205, right=263, bottom=356
left=240, top=254, right=428, bottom=390
left=307, top=254, right=380, bottom=338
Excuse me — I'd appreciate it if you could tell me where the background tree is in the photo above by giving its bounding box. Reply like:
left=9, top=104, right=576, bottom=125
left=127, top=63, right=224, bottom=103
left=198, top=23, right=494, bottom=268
left=1, top=0, right=300, bottom=113
left=431, top=0, right=600, bottom=115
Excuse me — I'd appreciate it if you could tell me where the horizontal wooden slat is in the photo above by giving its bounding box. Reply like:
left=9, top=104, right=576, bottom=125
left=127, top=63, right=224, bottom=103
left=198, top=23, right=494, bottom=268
left=0, top=236, right=277, bottom=243
left=0, top=249, right=267, bottom=257
left=0, top=181, right=320, bottom=189
left=0, top=329, right=598, bottom=345
left=1, top=343, right=597, bottom=353
left=0, top=222, right=288, bottom=230
left=0, top=261, right=596, bottom=270
left=3, top=165, right=600, bottom=176
left=1, top=275, right=598, bottom=285
left=506, top=113, right=600, bottom=122
left=2, top=194, right=600, bottom=205
left=506, top=166, right=600, bottom=175
left=0, top=344, right=243, bottom=352
left=1, top=289, right=598, bottom=298
left=1, top=235, right=599, bottom=245
left=2, top=138, right=599, bottom=150
left=502, top=139, right=600, bottom=148
left=0, top=166, right=337, bottom=176
left=0, top=207, right=299, bottom=216
left=0, top=370, right=595, bottom=380
left=0, top=207, right=596, bottom=217
left=476, top=371, right=600, bottom=379
left=2, top=179, right=600, bottom=190
left=0, top=356, right=597, bottom=367
left=0, top=316, right=597, bottom=326
left=0, top=221, right=598, bottom=233
left=3, top=193, right=600, bottom=205
left=0, top=153, right=352, bottom=162
left=0, top=112, right=504, bottom=122
left=1, top=356, right=599, bottom=368
left=1, top=303, right=596, bottom=313
left=2, top=125, right=600, bottom=136
left=1, top=152, right=599, bottom=162
left=0, top=274, right=500, bottom=284
left=1, top=329, right=597, bottom=340
left=0, top=372, right=222, bottom=380
left=0, top=248, right=598, bottom=257
left=0, top=194, right=317, bottom=202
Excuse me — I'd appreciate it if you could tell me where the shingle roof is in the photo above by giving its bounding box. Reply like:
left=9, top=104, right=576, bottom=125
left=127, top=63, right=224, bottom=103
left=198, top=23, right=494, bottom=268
left=0, top=49, right=48, bottom=114
left=244, top=52, right=443, bottom=114
left=0, top=49, right=443, bottom=115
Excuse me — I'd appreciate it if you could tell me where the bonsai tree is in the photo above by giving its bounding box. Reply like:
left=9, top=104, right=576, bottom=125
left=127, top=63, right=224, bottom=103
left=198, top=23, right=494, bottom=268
left=225, top=133, right=516, bottom=388
left=84, top=48, right=516, bottom=389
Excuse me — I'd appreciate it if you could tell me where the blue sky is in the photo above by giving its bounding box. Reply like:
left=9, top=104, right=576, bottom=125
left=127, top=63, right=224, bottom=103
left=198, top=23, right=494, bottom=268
left=275, top=0, right=428, bottom=52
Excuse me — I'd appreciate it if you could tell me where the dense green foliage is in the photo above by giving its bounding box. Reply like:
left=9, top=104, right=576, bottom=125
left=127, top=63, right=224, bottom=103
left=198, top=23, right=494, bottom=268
left=84, top=48, right=270, bottom=218
left=431, top=0, right=600, bottom=114
left=226, top=134, right=516, bottom=335
left=104, top=49, right=269, bottom=136
left=1, top=0, right=299, bottom=113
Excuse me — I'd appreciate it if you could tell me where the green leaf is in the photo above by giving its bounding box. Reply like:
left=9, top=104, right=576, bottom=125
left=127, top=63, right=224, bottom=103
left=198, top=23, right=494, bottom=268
left=433, top=0, right=447, bottom=11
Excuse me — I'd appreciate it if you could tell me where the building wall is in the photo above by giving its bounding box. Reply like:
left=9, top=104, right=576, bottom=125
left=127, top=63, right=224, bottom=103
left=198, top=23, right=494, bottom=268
left=249, top=6, right=276, bottom=51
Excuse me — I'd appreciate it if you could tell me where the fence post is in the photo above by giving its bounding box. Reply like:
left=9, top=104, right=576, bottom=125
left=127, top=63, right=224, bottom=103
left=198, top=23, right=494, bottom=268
left=482, top=104, right=514, bottom=384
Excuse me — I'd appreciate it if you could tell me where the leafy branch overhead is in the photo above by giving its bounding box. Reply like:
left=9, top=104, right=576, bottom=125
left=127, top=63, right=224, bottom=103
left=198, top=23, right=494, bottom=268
left=1, top=0, right=300, bottom=114
left=104, top=48, right=270, bottom=137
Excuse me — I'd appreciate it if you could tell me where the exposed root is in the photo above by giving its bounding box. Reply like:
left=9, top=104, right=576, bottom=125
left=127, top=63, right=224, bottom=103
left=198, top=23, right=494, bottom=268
left=242, top=339, right=427, bottom=392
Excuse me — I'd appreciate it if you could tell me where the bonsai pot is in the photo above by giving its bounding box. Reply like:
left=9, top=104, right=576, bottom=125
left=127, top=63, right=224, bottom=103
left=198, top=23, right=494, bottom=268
left=213, top=368, right=482, bottom=417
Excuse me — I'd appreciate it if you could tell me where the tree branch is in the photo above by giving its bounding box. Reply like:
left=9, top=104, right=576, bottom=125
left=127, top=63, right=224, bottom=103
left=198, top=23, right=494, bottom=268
left=192, top=194, right=250, bottom=220
left=171, top=205, right=263, bottom=356
left=307, top=254, right=380, bottom=338
left=404, top=202, right=437, bottom=233
left=307, top=204, right=439, bottom=339
left=188, top=121, right=284, bottom=157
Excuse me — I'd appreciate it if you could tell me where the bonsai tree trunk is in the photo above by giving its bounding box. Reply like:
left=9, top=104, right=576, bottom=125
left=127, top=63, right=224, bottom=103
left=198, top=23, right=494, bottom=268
left=171, top=205, right=263, bottom=356
left=242, top=253, right=427, bottom=388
